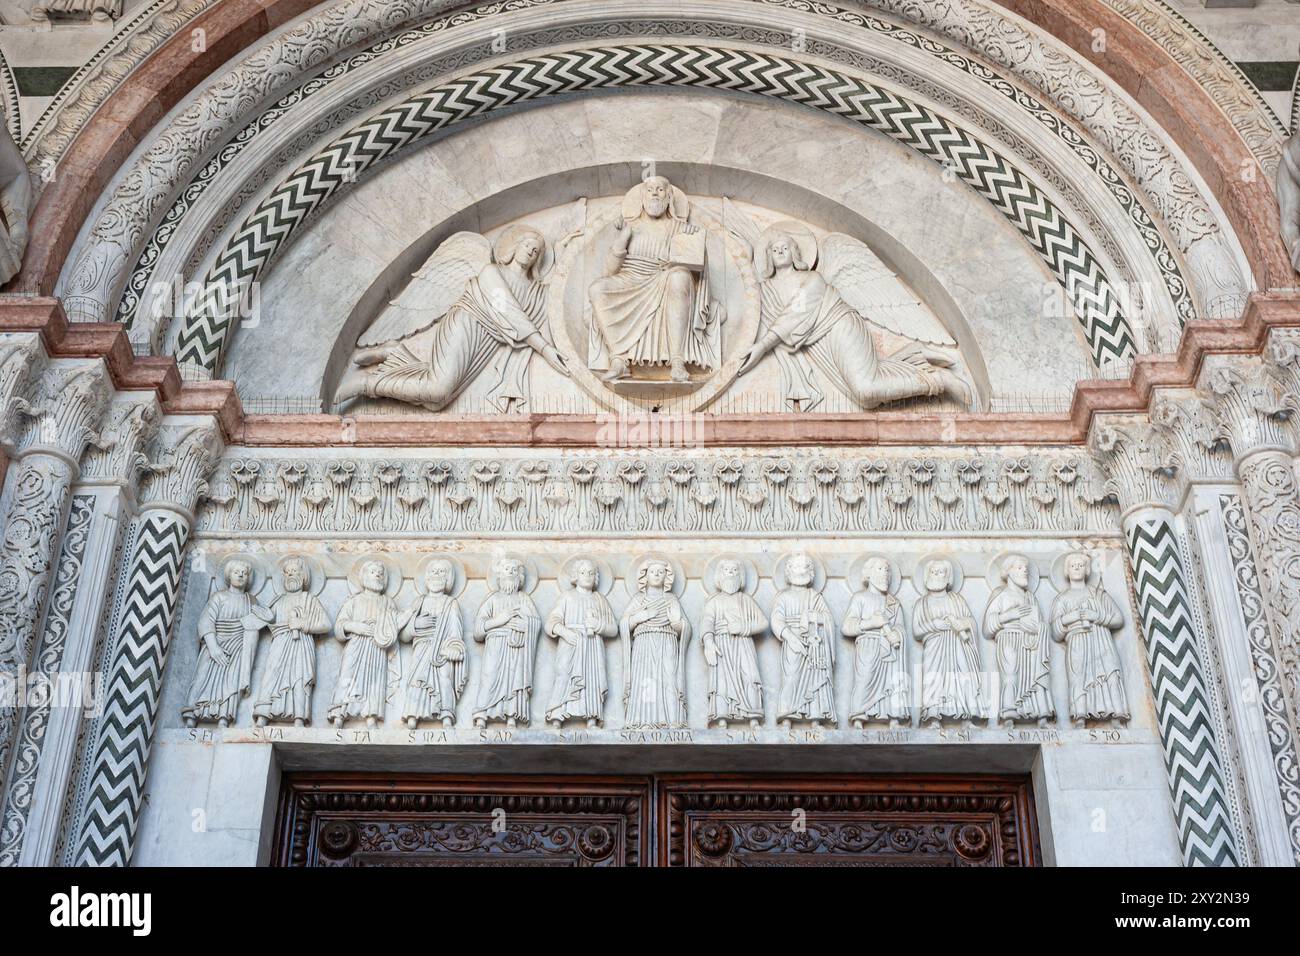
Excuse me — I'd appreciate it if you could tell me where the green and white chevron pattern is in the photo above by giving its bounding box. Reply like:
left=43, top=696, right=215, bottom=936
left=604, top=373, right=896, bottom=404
left=173, top=43, right=1136, bottom=376
left=1125, top=515, right=1240, bottom=867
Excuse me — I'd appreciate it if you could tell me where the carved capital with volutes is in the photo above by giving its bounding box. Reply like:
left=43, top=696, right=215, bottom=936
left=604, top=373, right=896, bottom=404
left=1089, top=415, right=1181, bottom=515
left=1149, top=389, right=1233, bottom=483
left=12, top=361, right=112, bottom=468
left=81, top=395, right=162, bottom=487
left=138, top=419, right=224, bottom=519
left=0, top=334, right=48, bottom=453
left=1202, top=355, right=1297, bottom=463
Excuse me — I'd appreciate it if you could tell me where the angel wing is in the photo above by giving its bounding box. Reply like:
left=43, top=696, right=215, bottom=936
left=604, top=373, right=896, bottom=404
left=818, top=233, right=956, bottom=348
left=356, top=232, right=491, bottom=348
left=723, top=197, right=763, bottom=260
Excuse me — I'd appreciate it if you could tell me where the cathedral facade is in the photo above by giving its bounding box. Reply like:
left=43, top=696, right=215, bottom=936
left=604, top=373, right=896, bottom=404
left=0, top=0, right=1299, bottom=867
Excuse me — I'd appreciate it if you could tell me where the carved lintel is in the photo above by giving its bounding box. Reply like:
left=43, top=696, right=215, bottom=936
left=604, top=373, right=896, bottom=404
left=1150, top=389, right=1233, bottom=484
left=1089, top=416, right=1181, bottom=514
left=1204, top=356, right=1297, bottom=464
left=12, top=361, right=112, bottom=467
left=138, top=419, right=223, bottom=518
left=80, top=396, right=161, bottom=487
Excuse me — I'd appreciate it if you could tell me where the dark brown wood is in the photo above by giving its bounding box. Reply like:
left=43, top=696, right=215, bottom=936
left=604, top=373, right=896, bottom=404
left=272, top=773, right=1040, bottom=867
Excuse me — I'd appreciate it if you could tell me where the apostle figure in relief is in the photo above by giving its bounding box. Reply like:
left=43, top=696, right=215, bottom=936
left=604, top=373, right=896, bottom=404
left=843, top=556, right=910, bottom=728
left=772, top=553, right=837, bottom=728
left=621, top=558, right=691, bottom=729
left=252, top=556, right=331, bottom=727
left=737, top=225, right=971, bottom=411
left=544, top=558, right=618, bottom=729
left=1051, top=551, right=1129, bottom=727
left=588, top=177, right=715, bottom=383
left=335, top=226, right=568, bottom=413
left=984, top=554, right=1053, bottom=727
left=183, top=559, right=272, bottom=728
left=473, top=557, right=541, bottom=728
left=329, top=559, right=401, bottom=728
left=913, top=558, right=983, bottom=728
left=399, top=559, right=468, bottom=729
left=699, top=558, right=766, bottom=729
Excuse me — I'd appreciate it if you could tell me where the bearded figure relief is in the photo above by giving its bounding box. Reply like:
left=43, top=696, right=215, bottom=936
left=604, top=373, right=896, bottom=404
left=728, top=217, right=971, bottom=411
left=587, top=177, right=721, bottom=384
left=335, top=225, right=569, bottom=413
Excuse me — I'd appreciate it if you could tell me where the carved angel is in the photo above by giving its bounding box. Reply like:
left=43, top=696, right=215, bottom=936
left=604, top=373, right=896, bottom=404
left=0, top=113, right=29, bottom=286
left=728, top=213, right=971, bottom=411
left=334, top=224, right=570, bottom=413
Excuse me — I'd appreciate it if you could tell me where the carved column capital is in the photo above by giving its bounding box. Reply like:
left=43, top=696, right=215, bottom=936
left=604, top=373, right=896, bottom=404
left=1203, top=356, right=1297, bottom=464
left=138, top=419, right=224, bottom=520
left=0, top=334, right=49, bottom=454
left=12, top=361, right=113, bottom=470
left=1089, top=415, right=1181, bottom=515
left=80, top=396, right=161, bottom=489
left=1149, top=389, right=1234, bottom=484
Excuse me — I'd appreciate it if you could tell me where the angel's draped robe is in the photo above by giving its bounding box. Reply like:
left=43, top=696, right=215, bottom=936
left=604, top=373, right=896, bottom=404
left=699, top=590, right=766, bottom=724
left=761, top=272, right=944, bottom=410
left=473, top=591, right=540, bottom=723
left=589, top=217, right=712, bottom=370
left=1051, top=586, right=1128, bottom=721
left=846, top=591, right=910, bottom=722
left=623, top=593, right=688, bottom=728
left=367, top=265, right=547, bottom=412
left=913, top=589, right=983, bottom=722
left=984, top=586, right=1054, bottom=721
left=183, top=588, right=269, bottom=724
left=401, top=593, right=467, bottom=723
left=252, top=590, right=331, bottom=723
left=544, top=589, right=617, bottom=723
left=772, top=586, right=836, bottom=722
left=329, top=591, right=400, bottom=722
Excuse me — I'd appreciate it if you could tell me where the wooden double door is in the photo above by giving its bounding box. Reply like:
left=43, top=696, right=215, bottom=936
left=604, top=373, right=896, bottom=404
left=274, top=773, right=1040, bottom=867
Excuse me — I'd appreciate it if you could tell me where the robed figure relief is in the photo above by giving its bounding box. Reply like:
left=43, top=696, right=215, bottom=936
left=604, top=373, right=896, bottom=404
left=544, top=558, right=618, bottom=729
left=621, top=558, right=691, bottom=729
left=984, top=554, right=1054, bottom=727
left=252, top=556, right=331, bottom=727
left=399, top=559, right=468, bottom=729
left=473, top=557, right=541, bottom=728
left=699, top=558, right=766, bottom=729
left=733, top=221, right=971, bottom=411
left=183, top=559, right=272, bottom=727
left=1051, top=551, right=1129, bottom=727
left=913, top=558, right=983, bottom=728
left=335, top=225, right=569, bottom=412
left=588, top=177, right=719, bottom=383
left=772, top=553, right=837, bottom=728
left=843, top=556, right=910, bottom=728
left=329, top=559, right=401, bottom=728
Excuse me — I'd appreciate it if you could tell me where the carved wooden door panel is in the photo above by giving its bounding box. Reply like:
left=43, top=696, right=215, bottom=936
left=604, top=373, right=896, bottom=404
left=273, top=774, right=1038, bottom=867
left=658, top=776, right=1039, bottom=867
left=273, top=776, right=650, bottom=867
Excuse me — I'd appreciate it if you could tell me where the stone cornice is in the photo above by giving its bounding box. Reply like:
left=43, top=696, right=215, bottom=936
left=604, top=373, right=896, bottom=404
left=2, top=292, right=1300, bottom=449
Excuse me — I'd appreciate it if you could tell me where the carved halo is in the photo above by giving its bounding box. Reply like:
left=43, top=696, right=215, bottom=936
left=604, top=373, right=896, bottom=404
left=754, top=221, right=818, bottom=279
left=848, top=553, right=901, bottom=595
left=988, top=551, right=1041, bottom=592
left=1050, top=550, right=1103, bottom=592
left=626, top=552, right=687, bottom=597
left=559, top=555, right=615, bottom=595
left=620, top=179, right=690, bottom=221
left=913, top=554, right=964, bottom=593
left=492, top=223, right=550, bottom=277
left=486, top=553, right=539, bottom=594
left=773, top=551, right=827, bottom=592
left=274, top=553, right=326, bottom=597
left=346, top=553, right=402, bottom=596
left=214, top=554, right=266, bottom=596
left=414, top=554, right=466, bottom=597
left=703, top=554, right=759, bottom=595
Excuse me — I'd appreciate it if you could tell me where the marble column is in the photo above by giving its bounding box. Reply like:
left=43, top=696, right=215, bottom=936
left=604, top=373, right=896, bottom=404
left=0, top=361, right=110, bottom=785
left=0, top=396, right=159, bottom=866
left=1092, top=417, right=1242, bottom=866
left=1152, top=391, right=1300, bottom=865
left=71, top=419, right=221, bottom=867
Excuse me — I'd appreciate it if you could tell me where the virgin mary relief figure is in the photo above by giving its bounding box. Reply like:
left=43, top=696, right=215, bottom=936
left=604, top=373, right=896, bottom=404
left=588, top=177, right=719, bottom=383
left=734, top=221, right=971, bottom=411
left=336, top=226, right=568, bottom=412
left=621, top=558, right=691, bottom=729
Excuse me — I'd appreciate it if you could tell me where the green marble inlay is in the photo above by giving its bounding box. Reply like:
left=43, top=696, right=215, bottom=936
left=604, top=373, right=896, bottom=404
left=12, top=66, right=78, bottom=98
left=1235, top=61, right=1299, bottom=93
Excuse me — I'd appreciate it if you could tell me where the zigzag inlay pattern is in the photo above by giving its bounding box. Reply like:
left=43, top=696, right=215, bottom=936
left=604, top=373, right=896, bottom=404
left=72, top=514, right=187, bottom=867
left=1126, top=516, right=1240, bottom=867
left=173, top=44, right=1136, bottom=375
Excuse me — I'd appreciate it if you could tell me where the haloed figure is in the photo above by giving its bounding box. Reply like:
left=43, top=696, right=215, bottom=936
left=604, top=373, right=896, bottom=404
left=772, top=553, right=837, bottom=729
left=699, top=558, right=766, bottom=730
left=1051, top=551, right=1128, bottom=728
left=544, top=559, right=618, bottom=729
left=984, top=554, right=1053, bottom=727
left=399, top=559, right=468, bottom=729
left=473, top=558, right=541, bottom=728
left=330, top=559, right=400, bottom=728
left=913, top=558, right=982, bottom=729
left=183, top=560, right=271, bottom=728
left=843, top=556, right=909, bottom=729
left=253, top=556, right=331, bottom=727
left=621, top=559, right=691, bottom=729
